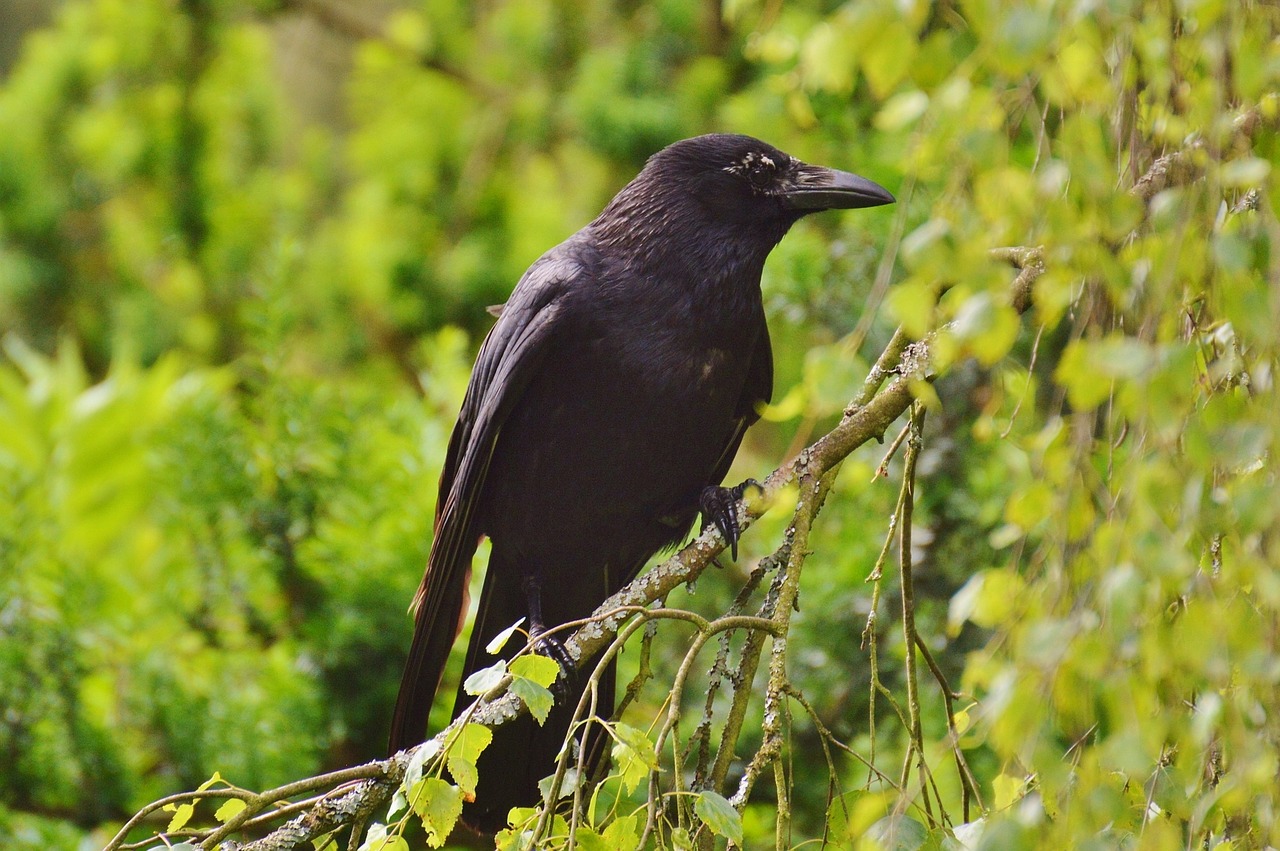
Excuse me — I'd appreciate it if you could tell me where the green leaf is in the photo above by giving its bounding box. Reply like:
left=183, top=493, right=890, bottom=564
left=403, top=738, right=442, bottom=787
left=1003, top=481, right=1053, bottom=532
left=1221, top=157, right=1270, bottom=188
left=386, top=788, right=408, bottom=821
left=1055, top=336, right=1155, bottom=410
left=536, top=766, right=579, bottom=802
left=758, top=383, right=805, bottom=422
left=355, top=823, right=386, bottom=851
left=485, top=618, right=526, bottom=654
left=384, top=9, right=432, bottom=53
left=573, top=827, right=608, bottom=851
left=876, top=90, right=929, bottom=132
left=451, top=722, right=493, bottom=762
left=445, top=722, right=493, bottom=794
left=948, top=569, right=1026, bottom=634
left=671, top=827, right=694, bottom=850
left=505, top=806, right=539, bottom=829
left=610, top=722, right=658, bottom=794
left=886, top=278, right=938, bottom=339
left=214, top=798, right=247, bottom=823
left=165, top=803, right=195, bottom=833
left=861, top=17, right=918, bottom=98
left=463, top=659, right=508, bottom=696
left=950, top=292, right=1019, bottom=365
left=496, top=810, right=571, bottom=848
left=799, top=21, right=857, bottom=94
left=826, top=790, right=892, bottom=840
left=602, top=814, right=640, bottom=849
left=509, top=653, right=561, bottom=688
left=993, top=772, right=1030, bottom=810
left=448, top=759, right=478, bottom=799
left=509, top=675, right=554, bottom=724
left=863, top=813, right=930, bottom=850
left=614, top=723, right=658, bottom=765
left=409, top=778, right=464, bottom=848
left=694, top=790, right=743, bottom=844
left=360, top=836, right=408, bottom=851
left=564, top=815, right=641, bottom=850
left=196, top=772, right=224, bottom=792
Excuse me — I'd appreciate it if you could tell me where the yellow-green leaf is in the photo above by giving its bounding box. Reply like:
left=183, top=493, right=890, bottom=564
left=875, top=90, right=929, bottom=132
left=485, top=618, right=526, bottom=654
left=509, top=653, right=560, bottom=688
left=166, top=803, right=195, bottom=833
left=573, top=826, right=608, bottom=851
left=611, top=723, right=658, bottom=794
left=409, top=778, right=464, bottom=848
left=214, top=798, right=247, bottom=824
left=509, top=676, right=554, bottom=724
left=463, top=660, right=507, bottom=696
left=359, top=834, right=408, bottom=851
left=451, top=723, right=493, bottom=762
left=196, top=772, right=224, bottom=793
left=1221, top=157, right=1270, bottom=188
left=445, top=723, right=492, bottom=796
left=993, top=772, right=1029, bottom=810
left=602, top=814, right=640, bottom=849
left=694, top=790, right=743, bottom=844
left=948, top=569, right=1026, bottom=634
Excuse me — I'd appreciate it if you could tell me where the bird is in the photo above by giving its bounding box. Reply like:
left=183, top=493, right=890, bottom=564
left=388, top=133, right=894, bottom=834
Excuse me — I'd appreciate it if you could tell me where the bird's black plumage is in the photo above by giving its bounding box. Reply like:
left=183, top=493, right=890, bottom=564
left=388, top=134, right=893, bottom=834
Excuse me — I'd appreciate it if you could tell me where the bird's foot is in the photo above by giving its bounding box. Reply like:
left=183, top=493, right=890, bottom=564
left=700, top=479, right=760, bottom=561
left=529, top=620, right=576, bottom=704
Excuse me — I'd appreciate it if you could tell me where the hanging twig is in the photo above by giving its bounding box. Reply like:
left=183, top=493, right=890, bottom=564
left=895, top=406, right=941, bottom=825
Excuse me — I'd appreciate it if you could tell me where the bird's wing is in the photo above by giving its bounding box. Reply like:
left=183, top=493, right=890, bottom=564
left=388, top=252, right=577, bottom=754
left=706, top=317, right=773, bottom=488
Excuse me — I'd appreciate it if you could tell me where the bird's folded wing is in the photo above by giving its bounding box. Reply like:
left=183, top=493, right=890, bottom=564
left=389, top=253, right=578, bottom=753
left=706, top=316, right=773, bottom=488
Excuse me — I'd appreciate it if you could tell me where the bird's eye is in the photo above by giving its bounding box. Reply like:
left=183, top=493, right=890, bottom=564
left=747, top=158, right=774, bottom=188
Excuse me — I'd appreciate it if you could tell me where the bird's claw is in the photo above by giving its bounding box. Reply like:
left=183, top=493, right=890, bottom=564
left=700, top=479, right=760, bottom=561
left=529, top=623, right=576, bottom=704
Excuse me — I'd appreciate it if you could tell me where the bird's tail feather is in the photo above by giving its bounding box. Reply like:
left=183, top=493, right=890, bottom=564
left=452, top=556, right=617, bottom=835
left=388, top=559, right=470, bottom=756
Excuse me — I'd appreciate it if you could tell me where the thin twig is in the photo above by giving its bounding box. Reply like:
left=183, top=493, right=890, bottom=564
left=896, top=406, right=932, bottom=823
left=874, top=422, right=912, bottom=480
left=913, top=633, right=984, bottom=820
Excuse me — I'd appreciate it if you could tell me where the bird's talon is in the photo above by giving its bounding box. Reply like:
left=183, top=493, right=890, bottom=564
left=529, top=626, right=576, bottom=703
left=700, top=484, right=749, bottom=561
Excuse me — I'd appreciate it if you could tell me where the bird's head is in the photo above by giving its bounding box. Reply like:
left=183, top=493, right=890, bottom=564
left=592, top=134, right=893, bottom=279
left=643, top=133, right=894, bottom=227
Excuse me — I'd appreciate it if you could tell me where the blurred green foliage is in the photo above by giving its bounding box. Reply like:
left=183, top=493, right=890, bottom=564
left=0, top=0, right=1277, bottom=848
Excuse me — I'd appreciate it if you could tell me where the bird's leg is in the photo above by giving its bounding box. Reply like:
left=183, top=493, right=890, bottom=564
left=699, top=479, right=761, bottom=561
left=522, top=572, right=576, bottom=701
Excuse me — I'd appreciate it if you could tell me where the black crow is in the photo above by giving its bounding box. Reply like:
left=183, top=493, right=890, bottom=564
left=389, top=133, right=893, bottom=834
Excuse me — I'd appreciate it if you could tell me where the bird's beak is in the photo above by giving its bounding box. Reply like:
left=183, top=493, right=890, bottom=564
left=781, top=165, right=896, bottom=211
